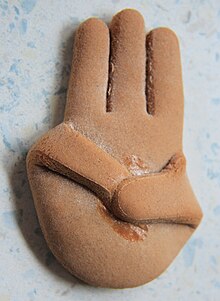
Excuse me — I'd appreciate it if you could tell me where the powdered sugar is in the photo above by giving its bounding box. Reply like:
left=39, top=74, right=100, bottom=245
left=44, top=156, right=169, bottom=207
left=123, top=154, right=151, bottom=176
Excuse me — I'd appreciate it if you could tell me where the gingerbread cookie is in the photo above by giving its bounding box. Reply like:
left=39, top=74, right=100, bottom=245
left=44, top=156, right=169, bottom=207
left=27, top=9, right=203, bottom=288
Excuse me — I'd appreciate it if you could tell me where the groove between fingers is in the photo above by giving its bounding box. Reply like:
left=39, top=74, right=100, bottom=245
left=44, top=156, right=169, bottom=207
left=146, top=33, right=155, bottom=115
left=106, top=40, right=114, bottom=112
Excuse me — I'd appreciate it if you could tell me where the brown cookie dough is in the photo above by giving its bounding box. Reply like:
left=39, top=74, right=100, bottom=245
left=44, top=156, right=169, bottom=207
left=27, top=9, right=203, bottom=288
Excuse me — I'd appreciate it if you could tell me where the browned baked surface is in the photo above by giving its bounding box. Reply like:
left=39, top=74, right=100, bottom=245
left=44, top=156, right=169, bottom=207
left=27, top=9, right=203, bottom=288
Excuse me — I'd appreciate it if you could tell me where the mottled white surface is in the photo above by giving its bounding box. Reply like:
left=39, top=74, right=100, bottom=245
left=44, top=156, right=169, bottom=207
left=0, top=0, right=220, bottom=300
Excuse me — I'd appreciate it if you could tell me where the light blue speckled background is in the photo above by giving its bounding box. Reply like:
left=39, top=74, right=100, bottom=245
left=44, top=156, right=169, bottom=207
left=0, top=0, right=220, bottom=300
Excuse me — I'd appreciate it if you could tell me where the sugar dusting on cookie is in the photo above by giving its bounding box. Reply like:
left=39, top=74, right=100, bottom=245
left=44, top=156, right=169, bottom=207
left=123, top=155, right=151, bottom=176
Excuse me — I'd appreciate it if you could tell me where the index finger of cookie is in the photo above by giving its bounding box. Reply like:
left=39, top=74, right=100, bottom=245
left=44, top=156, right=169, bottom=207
left=64, top=18, right=109, bottom=121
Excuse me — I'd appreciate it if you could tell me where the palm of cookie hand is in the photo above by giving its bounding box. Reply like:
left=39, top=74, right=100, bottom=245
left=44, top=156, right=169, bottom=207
left=27, top=10, right=202, bottom=288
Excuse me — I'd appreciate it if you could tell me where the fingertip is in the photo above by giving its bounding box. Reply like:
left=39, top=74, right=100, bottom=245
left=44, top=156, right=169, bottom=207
left=147, top=27, right=180, bottom=49
left=111, top=8, right=145, bottom=28
left=77, top=17, right=109, bottom=36
left=113, top=8, right=144, bottom=20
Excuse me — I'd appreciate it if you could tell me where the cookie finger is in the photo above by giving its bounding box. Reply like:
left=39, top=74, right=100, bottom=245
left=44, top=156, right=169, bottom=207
left=64, top=18, right=109, bottom=121
left=146, top=28, right=184, bottom=134
left=108, top=9, right=146, bottom=113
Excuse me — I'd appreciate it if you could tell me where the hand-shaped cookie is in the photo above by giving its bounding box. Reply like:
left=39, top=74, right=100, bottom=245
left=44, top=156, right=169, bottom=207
left=27, top=9, right=203, bottom=288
